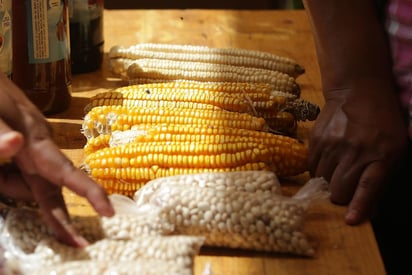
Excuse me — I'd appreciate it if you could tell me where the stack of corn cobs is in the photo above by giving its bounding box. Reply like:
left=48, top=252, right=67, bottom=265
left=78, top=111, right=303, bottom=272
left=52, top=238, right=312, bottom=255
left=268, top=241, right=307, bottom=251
left=81, top=43, right=320, bottom=197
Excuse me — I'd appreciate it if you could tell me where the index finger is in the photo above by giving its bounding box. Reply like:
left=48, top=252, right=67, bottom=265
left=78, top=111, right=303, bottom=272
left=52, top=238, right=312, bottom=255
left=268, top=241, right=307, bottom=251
left=345, top=161, right=386, bottom=225
left=15, top=137, right=114, bottom=217
left=23, top=174, right=89, bottom=247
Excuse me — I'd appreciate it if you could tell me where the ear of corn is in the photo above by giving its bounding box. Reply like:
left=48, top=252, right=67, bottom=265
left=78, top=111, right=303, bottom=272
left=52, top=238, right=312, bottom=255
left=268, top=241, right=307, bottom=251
left=82, top=124, right=308, bottom=196
left=87, top=82, right=263, bottom=114
left=86, top=123, right=300, bottom=156
left=92, top=163, right=270, bottom=197
left=83, top=81, right=320, bottom=137
left=83, top=139, right=274, bottom=196
left=84, top=134, right=112, bottom=156
left=94, top=124, right=300, bottom=153
left=84, top=90, right=219, bottom=114
left=81, top=105, right=269, bottom=139
left=84, top=123, right=306, bottom=165
left=111, top=58, right=300, bottom=96
left=85, top=140, right=272, bottom=171
left=109, top=43, right=305, bottom=78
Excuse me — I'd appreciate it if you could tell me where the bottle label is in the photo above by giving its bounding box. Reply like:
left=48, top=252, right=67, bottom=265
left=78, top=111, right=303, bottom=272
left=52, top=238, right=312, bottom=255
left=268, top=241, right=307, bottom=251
left=0, top=0, right=12, bottom=76
left=26, top=0, right=70, bottom=64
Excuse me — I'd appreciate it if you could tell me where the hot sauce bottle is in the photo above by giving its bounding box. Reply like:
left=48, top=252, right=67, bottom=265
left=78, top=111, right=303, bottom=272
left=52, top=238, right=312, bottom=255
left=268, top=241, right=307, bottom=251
left=69, top=0, right=104, bottom=74
left=12, top=0, right=72, bottom=115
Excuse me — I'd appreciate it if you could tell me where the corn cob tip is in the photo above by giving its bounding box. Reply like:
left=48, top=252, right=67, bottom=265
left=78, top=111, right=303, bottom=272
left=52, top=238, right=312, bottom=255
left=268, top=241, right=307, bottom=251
left=294, top=64, right=305, bottom=78
left=284, top=99, right=320, bottom=121
left=292, top=84, right=301, bottom=97
left=108, top=45, right=126, bottom=59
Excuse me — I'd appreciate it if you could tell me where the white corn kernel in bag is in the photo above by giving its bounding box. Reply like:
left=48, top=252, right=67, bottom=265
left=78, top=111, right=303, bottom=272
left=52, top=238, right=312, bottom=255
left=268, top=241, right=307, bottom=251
left=135, top=176, right=329, bottom=257
left=134, top=170, right=282, bottom=205
left=33, top=235, right=204, bottom=268
left=3, top=235, right=203, bottom=275
left=33, top=259, right=193, bottom=275
left=0, top=204, right=200, bottom=275
left=1, top=199, right=174, bottom=254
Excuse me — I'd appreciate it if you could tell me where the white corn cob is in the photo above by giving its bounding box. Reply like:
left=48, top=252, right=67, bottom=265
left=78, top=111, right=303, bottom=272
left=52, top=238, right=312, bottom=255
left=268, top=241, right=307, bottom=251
left=109, top=43, right=305, bottom=78
left=109, top=58, right=300, bottom=96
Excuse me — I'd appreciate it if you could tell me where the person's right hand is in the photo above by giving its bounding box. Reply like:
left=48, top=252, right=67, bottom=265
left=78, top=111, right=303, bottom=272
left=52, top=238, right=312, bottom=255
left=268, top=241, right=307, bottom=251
left=308, top=77, right=409, bottom=225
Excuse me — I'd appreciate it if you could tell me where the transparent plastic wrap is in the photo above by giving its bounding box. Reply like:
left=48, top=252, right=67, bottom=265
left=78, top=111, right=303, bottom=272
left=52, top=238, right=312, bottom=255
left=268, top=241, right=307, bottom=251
left=134, top=170, right=282, bottom=205
left=134, top=175, right=329, bottom=257
left=0, top=195, right=202, bottom=275
left=33, top=259, right=193, bottom=275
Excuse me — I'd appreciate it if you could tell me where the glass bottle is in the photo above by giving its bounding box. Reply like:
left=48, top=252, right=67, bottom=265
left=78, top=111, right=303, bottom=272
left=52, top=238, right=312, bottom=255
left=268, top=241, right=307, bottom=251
left=69, top=0, right=104, bottom=74
left=0, top=0, right=12, bottom=78
left=12, top=0, right=72, bottom=115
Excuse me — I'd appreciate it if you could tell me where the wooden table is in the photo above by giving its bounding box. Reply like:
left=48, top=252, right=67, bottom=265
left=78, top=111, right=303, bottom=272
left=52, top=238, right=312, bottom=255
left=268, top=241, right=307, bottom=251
left=49, top=9, right=386, bottom=275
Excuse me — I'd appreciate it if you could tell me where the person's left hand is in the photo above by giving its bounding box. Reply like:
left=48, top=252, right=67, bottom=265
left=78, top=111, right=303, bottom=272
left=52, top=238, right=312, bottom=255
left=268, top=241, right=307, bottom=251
left=0, top=74, right=114, bottom=247
left=308, top=78, right=409, bottom=225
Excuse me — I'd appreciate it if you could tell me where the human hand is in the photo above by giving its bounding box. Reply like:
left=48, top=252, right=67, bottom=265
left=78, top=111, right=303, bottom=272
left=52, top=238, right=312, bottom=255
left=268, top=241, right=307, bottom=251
left=0, top=74, right=114, bottom=247
left=308, top=78, right=409, bottom=225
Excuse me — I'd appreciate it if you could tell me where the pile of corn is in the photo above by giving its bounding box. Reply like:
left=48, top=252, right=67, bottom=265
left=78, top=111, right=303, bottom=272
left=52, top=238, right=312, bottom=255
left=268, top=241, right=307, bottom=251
left=82, top=43, right=320, bottom=196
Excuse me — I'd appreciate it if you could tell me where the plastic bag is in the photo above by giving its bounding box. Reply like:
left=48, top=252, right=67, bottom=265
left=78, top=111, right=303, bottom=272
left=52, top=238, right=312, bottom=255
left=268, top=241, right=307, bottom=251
left=134, top=175, right=329, bottom=256
left=134, top=170, right=282, bottom=205
left=0, top=195, right=199, bottom=275
left=33, top=259, right=193, bottom=275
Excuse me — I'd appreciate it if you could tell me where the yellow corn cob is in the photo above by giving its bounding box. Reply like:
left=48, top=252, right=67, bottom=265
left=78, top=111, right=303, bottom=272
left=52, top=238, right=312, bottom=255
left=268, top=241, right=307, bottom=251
left=85, top=95, right=218, bottom=114
left=86, top=141, right=270, bottom=171
left=107, top=123, right=299, bottom=150
left=263, top=111, right=298, bottom=135
left=120, top=58, right=300, bottom=96
left=115, top=124, right=308, bottom=175
left=84, top=81, right=319, bottom=137
left=92, top=163, right=269, bottom=197
left=81, top=105, right=268, bottom=139
left=109, top=43, right=305, bottom=78
left=83, top=128, right=308, bottom=195
left=86, top=81, right=292, bottom=116
left=84, top=140, right=272, bottom=193
left=84, top=134, right=111, bottom=156
left=88, top=85, right=252, bottom=114
left=84, top=123, right=301, bottom=156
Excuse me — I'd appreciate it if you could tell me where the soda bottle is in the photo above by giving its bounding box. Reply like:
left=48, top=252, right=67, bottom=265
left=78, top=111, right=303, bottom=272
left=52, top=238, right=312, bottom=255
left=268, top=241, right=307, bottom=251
left=69, top=0, right=104, bottom=74
left=12, top=0, right=72, bottom=115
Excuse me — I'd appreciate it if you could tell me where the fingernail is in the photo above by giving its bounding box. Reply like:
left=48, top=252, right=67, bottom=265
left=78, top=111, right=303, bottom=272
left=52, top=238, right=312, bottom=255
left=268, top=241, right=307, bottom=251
left=345, top=209, right=359, bottom=225
left=74, top=235, right=89, bottom=247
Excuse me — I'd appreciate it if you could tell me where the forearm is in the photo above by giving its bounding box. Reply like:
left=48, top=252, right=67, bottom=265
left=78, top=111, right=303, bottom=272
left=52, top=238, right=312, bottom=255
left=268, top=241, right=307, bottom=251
left=302, top=0, right=394, bottom=94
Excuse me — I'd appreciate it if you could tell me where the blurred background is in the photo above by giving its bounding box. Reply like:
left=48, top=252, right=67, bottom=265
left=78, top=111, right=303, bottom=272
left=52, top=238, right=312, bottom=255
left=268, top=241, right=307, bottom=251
left=104, top=0, right=304, bottom=10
